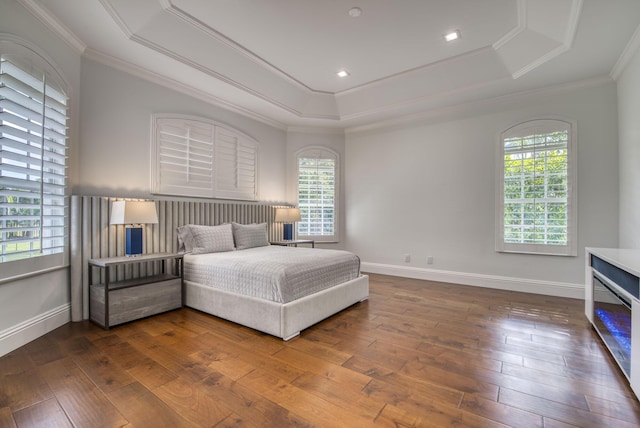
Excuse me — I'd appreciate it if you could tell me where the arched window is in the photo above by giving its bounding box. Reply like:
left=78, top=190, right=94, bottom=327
left=296, top=147, right=338, bottom=242
left=496, top=118, right=577, bottom=256
left=0, top=38, right=69, bottom=268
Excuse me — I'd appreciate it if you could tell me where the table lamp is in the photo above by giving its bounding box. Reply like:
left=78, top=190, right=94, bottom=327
left=110, top=200, right=159, bottom=256
left=275, top=208, right=301, bottom=241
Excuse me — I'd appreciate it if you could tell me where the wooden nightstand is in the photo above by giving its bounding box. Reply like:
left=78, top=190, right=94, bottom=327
left=270, top=239, right=315, bottom=248
left=88, top=253, right=184, bottom=329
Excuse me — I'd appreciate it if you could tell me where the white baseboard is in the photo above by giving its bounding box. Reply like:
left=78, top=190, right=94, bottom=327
left=361, top=262, right=584, bottom=299
left=0, top=304, right=71, bottom=357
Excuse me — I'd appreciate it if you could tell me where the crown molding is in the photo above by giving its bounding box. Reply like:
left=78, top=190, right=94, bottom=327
left=345, top=75, right=613, bottom=135
left=97, top=0, right=134, bottom=39
left=162, top=1, right=329, bottom=96
left=492, top=0, right=527, bottom=51
left=335, top=46, right=493, bottom=97
left=286, top=126, right=345, bottom=135
left=511, top=0, right=583, bottom=79
left=83, top=48, right=289, bottom=131
left=610, top=22, right=640, bottom=81
left=17, top=0, right=86, bottom=55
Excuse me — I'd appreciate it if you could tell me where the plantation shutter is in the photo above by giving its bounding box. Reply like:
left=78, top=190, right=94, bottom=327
left=215, top=126, right=258, bottom=200
left=0, top=56, right=68, bottom=262
left=152, top=115, right=258, bottom=200
left=154, top=117, right=214, bottom=198
left=297, top=149, right=337, bottom=239
left=497, top=119, right=576, bottom=256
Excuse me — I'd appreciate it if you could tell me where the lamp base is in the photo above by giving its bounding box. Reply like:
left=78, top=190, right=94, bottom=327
left=283, top=223, right=294, bottom=241
left=126, top=227, right=143, bottom=256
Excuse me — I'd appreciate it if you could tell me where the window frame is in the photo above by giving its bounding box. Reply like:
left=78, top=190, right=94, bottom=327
left=296, top=146, right=339, bottom=243
left=496, top=118, right=577, bottom=256
left=0, top=37, right=69, bottom=280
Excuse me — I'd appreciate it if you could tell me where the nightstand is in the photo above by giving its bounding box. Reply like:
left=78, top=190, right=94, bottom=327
left=270, top=239, right=315, bottom=248
left=88, top=253, right=184, bottom=329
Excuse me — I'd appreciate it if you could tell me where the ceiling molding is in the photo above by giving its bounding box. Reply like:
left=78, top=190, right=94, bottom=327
left=286, top=126, right=345, bottom=135
left=335, top=46, right=493, bottom=97
left=127, top=33, right=341, bottom=121
left=100, top=0, right=341, bottom=121
left=511, top=43, right=570, bottom=80
left=97, top=0, right=134, bottom=39
left=492, top=0, right=527, bottom=51
left=17, top=0, right=86, bottom=54
left=162, top=1, right=328, bottom=96
left=345, top=75, right=613, bottom=135
left=564, top=0, right=584, bottom=48
left=494, top=0, right=583, bottom=79
left=610, top=22, right=640, bottom=81
left=17, top=0, right=638, bottom=130
left=509, top=0, right=583, bottom=79
left=83, top=48, right=289, bottom=131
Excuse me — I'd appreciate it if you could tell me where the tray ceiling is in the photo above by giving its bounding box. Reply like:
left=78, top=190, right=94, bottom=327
left=22, top=0, right=640, bottom=129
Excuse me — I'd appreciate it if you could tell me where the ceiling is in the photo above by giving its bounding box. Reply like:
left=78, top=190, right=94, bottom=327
left=21, top=0, right=640, bottom=130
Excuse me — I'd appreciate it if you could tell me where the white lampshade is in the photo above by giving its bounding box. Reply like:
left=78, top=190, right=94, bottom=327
left=110, top=200, right=158, bottom=225
left=275, top=208, right=301, bottom=223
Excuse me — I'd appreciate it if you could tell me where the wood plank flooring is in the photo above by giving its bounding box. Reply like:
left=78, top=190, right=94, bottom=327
left=1, top=273, right=639, bottom=427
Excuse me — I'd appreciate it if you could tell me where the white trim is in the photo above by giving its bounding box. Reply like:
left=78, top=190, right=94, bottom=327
left=345, top=76, right=610, bottom=135
left=492, top=0, right=527, bottom=51
left=0, top=263, right=68, bottom=285
left=16, top=0, right=86, bottom=54
left=161, top=2, right=328, bottom=95
left=361, top=262, right=583, bottom=299
left=0, top=304, right=71, bottom=357
left=83, top=48, right=288, bottom=131
left=611, top=23, right=640, bottom=80
left=287, top=126, right=345, bottom=135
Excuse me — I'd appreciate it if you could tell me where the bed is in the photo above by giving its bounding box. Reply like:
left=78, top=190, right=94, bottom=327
left=178, top=222, right=369, bottom=340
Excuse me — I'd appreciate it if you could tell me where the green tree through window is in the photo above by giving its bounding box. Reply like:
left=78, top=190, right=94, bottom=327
left=497, top=119, right=576, bottom=256
left=0, top=51, right=68, bottom=263
left=297, top=148, right=338, bottom=241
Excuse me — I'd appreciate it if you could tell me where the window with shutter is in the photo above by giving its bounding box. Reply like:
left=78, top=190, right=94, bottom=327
left=151, top=115, right=258, bottom=200
left=297, top=147, right=338, bottom=242
left=496, top=119, right=577, bottom=256
left=0, top=46, right=68, bottom=265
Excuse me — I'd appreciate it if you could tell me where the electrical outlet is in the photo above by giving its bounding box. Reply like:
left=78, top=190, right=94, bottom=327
left=427, top=256, right=434, bottom=265
left=404, top=254, right=411, bottom=263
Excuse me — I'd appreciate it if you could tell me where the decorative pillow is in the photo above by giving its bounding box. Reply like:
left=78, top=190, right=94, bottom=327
left=177, top=224, right=235, bottom=254
left=232, top=222, right=269, bottom=250
left=176, top=225, right=195, bottom=253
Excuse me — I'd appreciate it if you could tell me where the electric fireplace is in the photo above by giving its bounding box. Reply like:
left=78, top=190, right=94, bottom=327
left=586, top=248, right=640, bottom=399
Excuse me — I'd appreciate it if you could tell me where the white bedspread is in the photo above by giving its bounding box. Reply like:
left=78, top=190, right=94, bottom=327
left=183, top=246, right=361, bottom=303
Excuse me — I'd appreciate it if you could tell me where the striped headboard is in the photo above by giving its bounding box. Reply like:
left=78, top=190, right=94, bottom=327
left=70, top=195, right=288, bottom=321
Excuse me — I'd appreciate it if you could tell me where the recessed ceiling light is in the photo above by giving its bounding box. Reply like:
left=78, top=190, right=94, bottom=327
left=348, top=7, right=362, bottom=18
left=337, top=70, right=350, bottom=78
left=444, top=30, right=461, bottom=42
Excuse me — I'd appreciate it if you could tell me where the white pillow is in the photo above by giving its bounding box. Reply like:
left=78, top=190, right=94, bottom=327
left=177, top=224, right=235, bottom=254
left=232, top=222, right=269, bottom=250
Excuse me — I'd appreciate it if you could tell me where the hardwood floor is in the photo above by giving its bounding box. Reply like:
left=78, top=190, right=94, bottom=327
left=1, top=273, right=639, bottom=427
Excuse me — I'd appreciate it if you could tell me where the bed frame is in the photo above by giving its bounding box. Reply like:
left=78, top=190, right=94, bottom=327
left=70, top=195, right=369, bottom=337
left=185, top=274, right=369, bottom=340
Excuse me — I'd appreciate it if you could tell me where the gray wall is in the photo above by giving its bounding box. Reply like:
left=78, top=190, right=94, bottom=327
left=618, top=45, right=640, bottom=248
left=345, top=81, right=619, bottom=292
left=76, top=58, right=288, bottom=203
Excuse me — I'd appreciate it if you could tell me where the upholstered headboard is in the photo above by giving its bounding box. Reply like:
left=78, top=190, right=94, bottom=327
left=69, top=195, right=287, bottom=321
